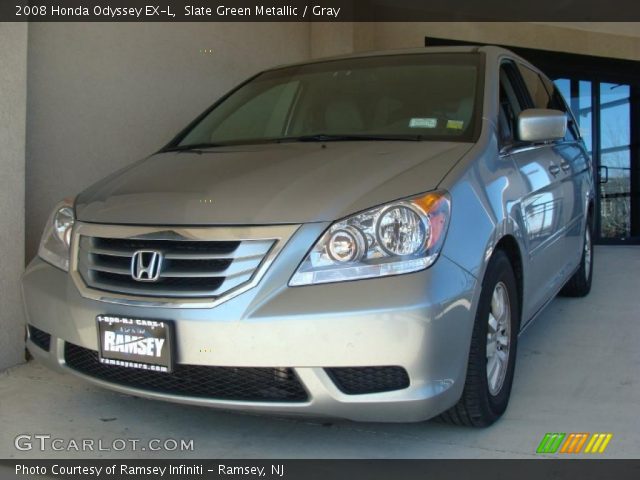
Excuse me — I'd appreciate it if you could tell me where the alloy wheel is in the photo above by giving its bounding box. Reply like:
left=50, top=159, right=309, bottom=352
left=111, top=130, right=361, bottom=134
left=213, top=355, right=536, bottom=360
left=584, top=227, right=592, bottom=277
left=486, top=281, right=511, bottom=396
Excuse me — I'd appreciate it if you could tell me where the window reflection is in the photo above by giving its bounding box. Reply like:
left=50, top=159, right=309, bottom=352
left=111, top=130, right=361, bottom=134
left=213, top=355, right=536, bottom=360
left=524, top=192, right=561, bottom=240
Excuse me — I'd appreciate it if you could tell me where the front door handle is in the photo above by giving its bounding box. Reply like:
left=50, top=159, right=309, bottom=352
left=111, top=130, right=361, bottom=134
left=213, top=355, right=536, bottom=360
left=548, top=164, right=561, bottom=176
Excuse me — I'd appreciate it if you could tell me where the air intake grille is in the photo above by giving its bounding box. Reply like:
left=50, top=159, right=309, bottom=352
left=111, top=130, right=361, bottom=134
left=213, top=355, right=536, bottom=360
left=77, top=235, right=274, bottom=299
left=64, top=343, right=308, bottom=403
left=28, top=325, right=51, bottom=352
left=326, top=366, right=410, bottom=394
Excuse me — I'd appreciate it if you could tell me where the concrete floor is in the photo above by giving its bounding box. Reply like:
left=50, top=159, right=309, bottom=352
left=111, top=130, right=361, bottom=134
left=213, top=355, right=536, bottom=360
left=1, top=246, right=638, bottom=459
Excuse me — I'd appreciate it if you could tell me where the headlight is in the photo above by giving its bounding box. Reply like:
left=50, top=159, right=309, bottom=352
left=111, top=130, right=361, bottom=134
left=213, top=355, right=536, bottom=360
left=38, top=198, right=75, bottom=271
left=289, top=191, right=451, bottom=286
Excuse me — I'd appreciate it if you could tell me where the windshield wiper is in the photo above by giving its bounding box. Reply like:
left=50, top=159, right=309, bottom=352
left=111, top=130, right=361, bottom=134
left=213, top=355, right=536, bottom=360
left=164, top=134, right=423, bottom=152
left=277, top=133, right=424, bottom=143
left=163, top=143, right=225, bottom=153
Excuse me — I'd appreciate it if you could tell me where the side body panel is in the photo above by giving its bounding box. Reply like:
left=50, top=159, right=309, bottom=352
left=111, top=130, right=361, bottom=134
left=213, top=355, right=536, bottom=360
left=509, top=144, right=569, bottom=318
left=439, top=47, right=592, bottom=328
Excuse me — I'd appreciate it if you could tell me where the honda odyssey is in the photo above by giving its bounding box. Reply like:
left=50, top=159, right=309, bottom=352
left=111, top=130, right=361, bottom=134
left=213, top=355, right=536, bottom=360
left=22, top=46, right=594, bottom=426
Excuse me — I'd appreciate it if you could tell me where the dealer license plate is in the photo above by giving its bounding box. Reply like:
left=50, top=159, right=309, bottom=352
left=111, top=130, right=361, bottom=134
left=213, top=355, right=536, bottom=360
left=97, top=315, right=174, bottom=373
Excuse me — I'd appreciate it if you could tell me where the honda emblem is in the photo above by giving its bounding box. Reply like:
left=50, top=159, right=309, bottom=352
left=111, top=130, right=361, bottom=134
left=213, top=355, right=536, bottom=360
left=131, top=250, right=163, bottom=282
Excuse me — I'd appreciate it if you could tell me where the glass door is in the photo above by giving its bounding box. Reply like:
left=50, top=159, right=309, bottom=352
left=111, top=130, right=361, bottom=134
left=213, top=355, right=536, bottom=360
left=554, top=78, right=637, bottom=243
left=598, top=83, right=632, bottom=240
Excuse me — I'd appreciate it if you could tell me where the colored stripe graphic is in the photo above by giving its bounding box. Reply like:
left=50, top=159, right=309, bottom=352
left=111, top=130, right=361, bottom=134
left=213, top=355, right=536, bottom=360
left=584, top=433, right=613, bottom=453
left=537, top=433, right=566, bottom=453
left=537, top=433, right=613, bottom=454
left=573, top=433, right=590, bottom=453
left=560, top=433, right=589, bottom=453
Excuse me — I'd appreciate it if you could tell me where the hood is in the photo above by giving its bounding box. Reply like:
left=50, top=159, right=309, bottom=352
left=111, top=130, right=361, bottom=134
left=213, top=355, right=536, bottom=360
left=76, top=141, right=471, bottom=225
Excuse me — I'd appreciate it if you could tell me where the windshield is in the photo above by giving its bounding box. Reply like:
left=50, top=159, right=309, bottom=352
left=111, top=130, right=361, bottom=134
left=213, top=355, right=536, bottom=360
left=174, top=53, right=483, bottom=148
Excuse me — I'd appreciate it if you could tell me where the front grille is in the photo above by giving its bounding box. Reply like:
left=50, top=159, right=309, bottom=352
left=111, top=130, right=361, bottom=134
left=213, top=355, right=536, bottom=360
left=326, top=367, right=410, bottom=395
left=64, top=343, right=308, bottom=403
left=28, top=325, right=51, bottom=351
left=77, top=234, right=274, bottom=299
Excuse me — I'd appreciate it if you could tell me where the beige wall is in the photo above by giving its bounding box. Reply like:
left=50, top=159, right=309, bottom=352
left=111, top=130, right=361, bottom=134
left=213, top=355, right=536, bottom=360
left=534, top=22, right=640, bottom=39
left=25, top=22, right=310, bottom=260
left=310, top=23, right=376, bottom=59
left=310, top=23, right=356, bottom=58
left=0, top=23, right=28, bottom=370
left=359, top=22, right=640, bottom=61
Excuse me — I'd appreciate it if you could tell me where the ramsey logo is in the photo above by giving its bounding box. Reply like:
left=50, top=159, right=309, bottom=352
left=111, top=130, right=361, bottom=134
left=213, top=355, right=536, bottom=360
left=536, top=432, right=613, bottom=454
left=103, top=332, right=165, bottom=357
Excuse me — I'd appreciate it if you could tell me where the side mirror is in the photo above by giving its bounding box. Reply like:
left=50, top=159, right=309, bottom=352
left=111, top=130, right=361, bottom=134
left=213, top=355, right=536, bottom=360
left=517, top=108, right=567, bottom=143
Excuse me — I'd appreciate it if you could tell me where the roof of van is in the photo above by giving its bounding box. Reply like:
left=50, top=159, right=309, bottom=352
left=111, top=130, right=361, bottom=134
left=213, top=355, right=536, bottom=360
left=266, top=45, right=520, bottom=71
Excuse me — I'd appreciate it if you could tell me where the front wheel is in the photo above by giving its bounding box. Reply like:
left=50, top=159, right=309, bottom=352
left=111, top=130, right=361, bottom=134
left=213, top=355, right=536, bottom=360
left=560, top=217, right=594, bottom=297
left=438, top=250, right=520, bottom=427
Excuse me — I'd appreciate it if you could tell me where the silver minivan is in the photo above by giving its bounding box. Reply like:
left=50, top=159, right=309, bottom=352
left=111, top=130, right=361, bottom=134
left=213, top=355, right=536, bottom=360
left=23, top=46, right=594, bottom=426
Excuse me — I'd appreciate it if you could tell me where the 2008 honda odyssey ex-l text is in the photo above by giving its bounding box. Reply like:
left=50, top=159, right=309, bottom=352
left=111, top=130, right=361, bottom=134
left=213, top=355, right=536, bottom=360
left=23, top=46, right=594, bottom=426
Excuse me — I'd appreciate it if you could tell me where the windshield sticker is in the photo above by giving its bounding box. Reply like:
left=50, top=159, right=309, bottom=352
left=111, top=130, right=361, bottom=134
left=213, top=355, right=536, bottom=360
left=409, top=118, right=438, bottom=129
left=446, top=120, right=465, bottom=130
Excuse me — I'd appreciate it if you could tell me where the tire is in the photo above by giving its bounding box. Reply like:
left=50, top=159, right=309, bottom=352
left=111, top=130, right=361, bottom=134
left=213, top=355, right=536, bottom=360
left=438, top=250, right=520, bottom=427
left=560, top=217, right=594, bottom=297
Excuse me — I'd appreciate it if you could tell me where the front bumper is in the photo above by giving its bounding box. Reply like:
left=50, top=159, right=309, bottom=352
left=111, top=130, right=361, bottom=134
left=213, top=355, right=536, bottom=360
left=22, top=223, right=478, bottom=422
